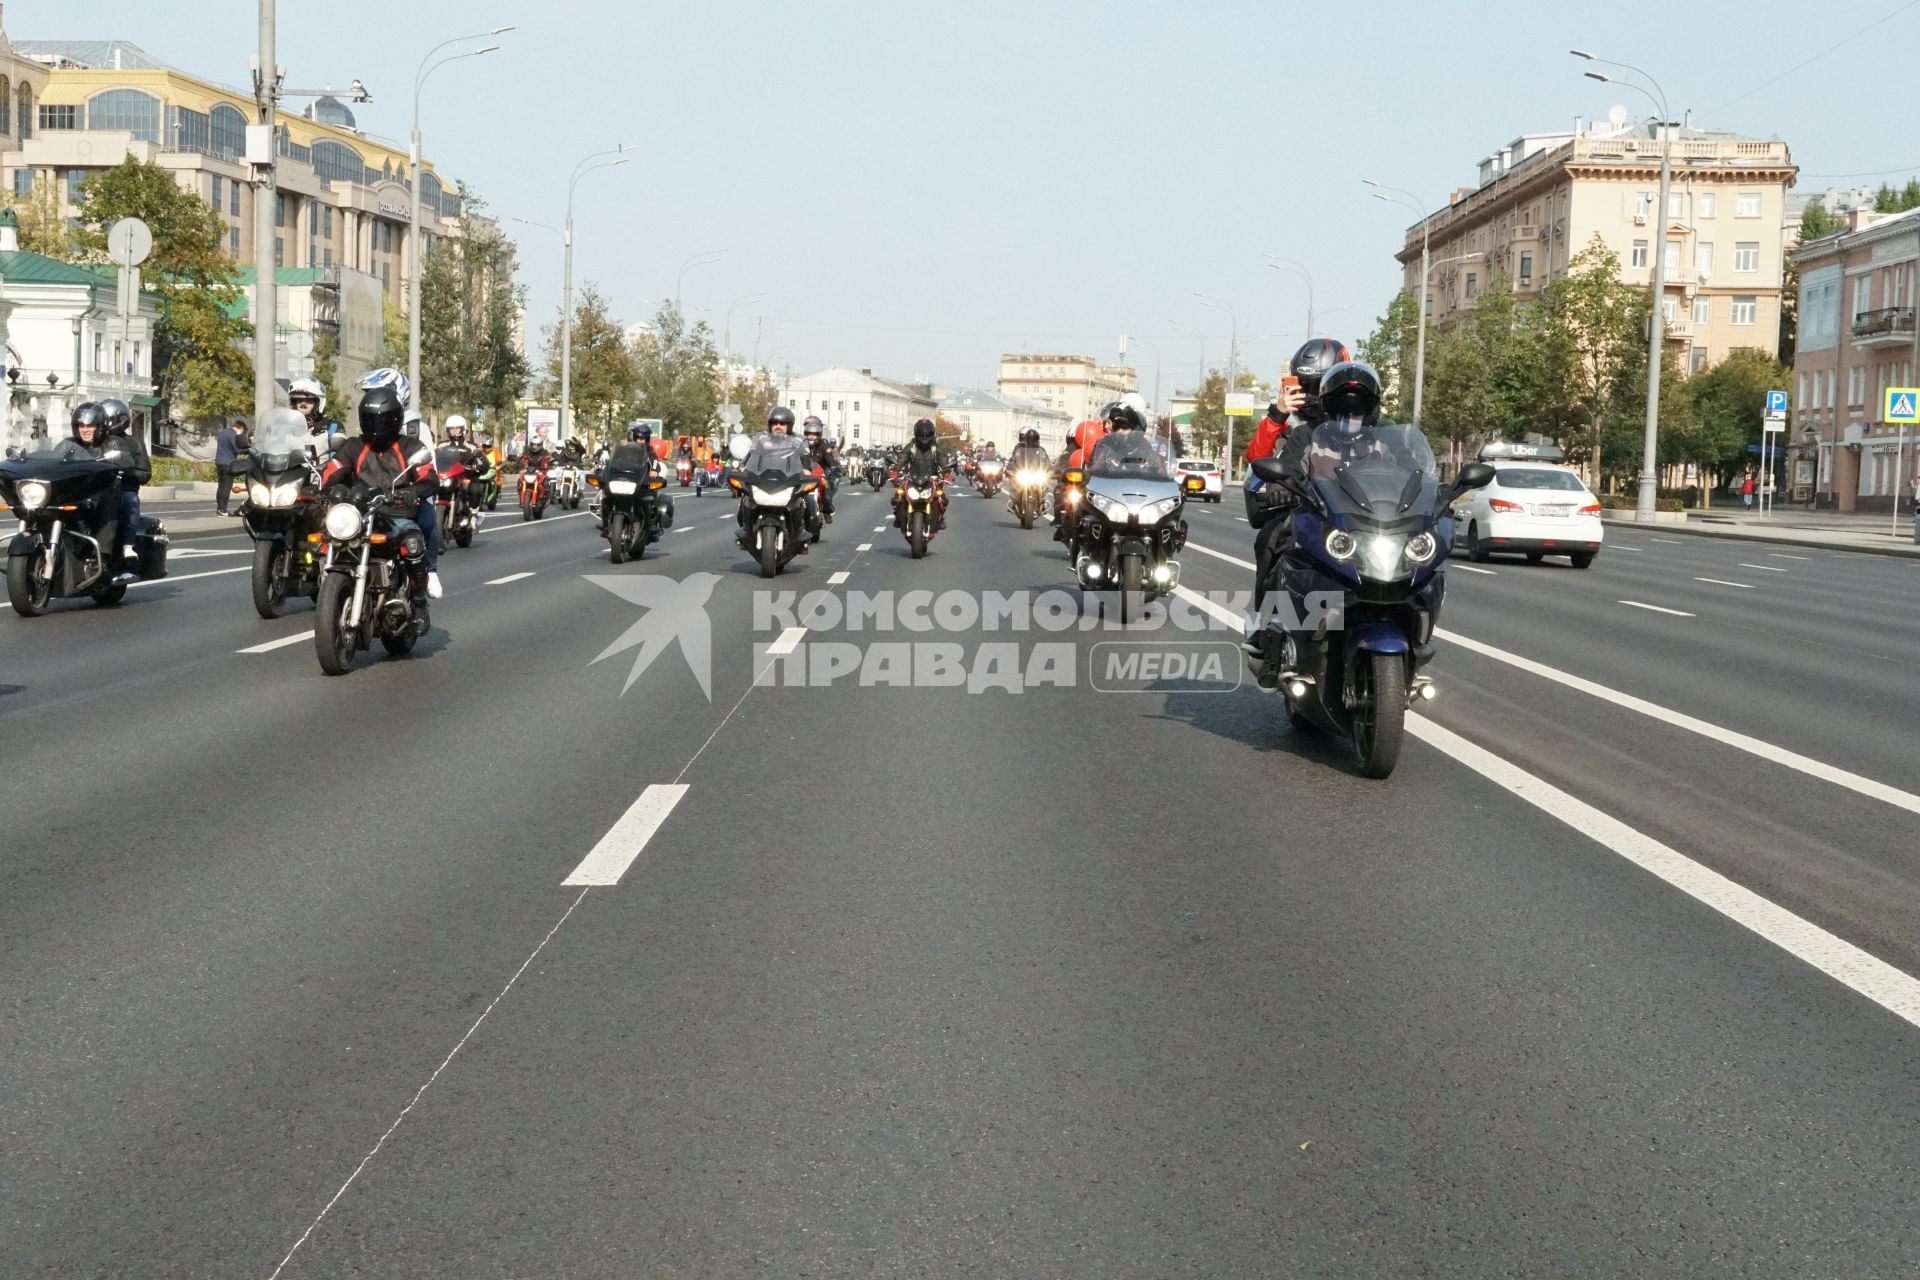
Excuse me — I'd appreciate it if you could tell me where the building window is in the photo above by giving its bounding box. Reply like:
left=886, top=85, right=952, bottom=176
left=852, top=400, right=859, bottom=412
left=1464, top=272, right=1478, bottom=298
left=1695, top=242, right=1713, bottom=275
left=17, top=83, right=33, bottom=140
left=1736, top=193, right=1761, bottom=218
left=1664, top=243, right=1680, bottom=276
left=66, top=168, right=86, bottom=205
left=210, top=103, right=245, bottom=158
left=1519, top=251, right=1533, bottom=284
left=1668, top=191, right=1684, bottom=218
left=231, top=181, right=241, bottom=216
left=87, top=88, right=162, bottom=142
left=39, top=103, right=79, bottom=131
left=309, top=202, right=318, bottom=235
left=1853, top=275, right=1871, bottom=319
left=1661, top=299, right=1678, bottom=326
left=323, top=248, right=332, bottom=268
left=12, top=168, right=30, bottom=197
left=1731, top=295, right=1756, bottom=326
left=275, top=236, right=284, bottom=267
left=311, top=139, right=366, bottom=185
left=323, top=206, right=333, bottom=239
left=276, top=192, right=287, bottom=228
left=1424, top=295, right=1433, bottom=316
left=1631, top=240, right=1648, bottom=269
left=1692, top=297, right=1711, bottom=326
left=211, top=173, right=223, bottom=210
left=1690, top=347, right=1708, bottom=374
left=1700, top=192, right=1715, bottom=218
left=1796, top=372, right=1807, bottom=409
left=0, top=76, right=9, bottom=136
left=230, top=225, right=240, bottom=254
left=1734, top=242, right=1760, bottom=273
left=1634, top=191, right=1651, bottom=218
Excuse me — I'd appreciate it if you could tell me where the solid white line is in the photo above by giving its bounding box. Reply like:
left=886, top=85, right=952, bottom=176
left=236, top=630, right=314, bottom=654
left=1650, top=537, right=1685, bottom=544
left=127, top=566, right=249, bottom=588
left=1619, top=600, right=1694, bottom=616
left=1694, top=577, right=1754, bottom=589
left=1769, top=553, right=1811, bottom=560
left=1407, top=716, right=1920, bottom=1031
left=485, top=510, right=593, bottom=532
left=1172, top=584, right=1243, bottom=629
left=485, top=571, right=535, bottom=585
left=561, top=783, right=690, bottom=887
left=1738, top=563, right=1790, bottom=572
left=1437, top=627, right=1920, bottom=817
left=1183, top=540, right=1254, bottom=570
left=1454, top=564, right=1498, bottom=575
left=856, top=542, right=872, bottom=551
left=766, top=625, right=807, bottom=656
left=827, top=571, right=849, bottom=585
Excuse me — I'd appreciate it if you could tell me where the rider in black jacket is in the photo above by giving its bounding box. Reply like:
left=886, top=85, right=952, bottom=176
left=320, top=378, right=440, bottom=596
left=95, top=398, right=150, bottom=564
left=892, top=418, right=950, bottom=530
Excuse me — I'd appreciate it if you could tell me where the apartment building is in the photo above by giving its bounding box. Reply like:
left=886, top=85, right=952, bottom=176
left=996, top=353, right=1136, bottom=423
left=1393, top=115, right=1798, bottom=370
left=1788, top=206, right=1919, bottom=512
left=932, top=386, right=1072, bottom=454
left=784, top=367, right=937, bottom=447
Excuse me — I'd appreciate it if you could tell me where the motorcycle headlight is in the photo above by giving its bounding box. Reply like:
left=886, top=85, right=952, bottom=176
left=607, top=479, right=639, bottom=495
left=907, top=486, right=932, bottom=501
left=1323, top=529, right=1358, bottom=563
left=249, top=481, right=272, bottom=506
left=1139, top=497, right=1181, bottom=523
left=1016, top=469, right=1045, bottom=487
left=16, top=480, right=49, bottom=511
left=324, top=503, right=364, bottom=541
left=1404, top=532, right=1437, bottom=565
left=1088, top=493, right=1122, bottom=518
left=1361, top=534, right=1407, bottom=581
left=751, top=485, right=794, bottom=506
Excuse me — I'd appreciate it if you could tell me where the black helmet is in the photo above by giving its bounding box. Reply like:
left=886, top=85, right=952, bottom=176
left=358, top=383, right=407, bottom=441
left=912, top=418, right=936, bottom=445
left=98, top=398, right=132, bottom=436
left=768, top=405, right=796, bottom=430
left=1103, top=392, right=1150, bottom=431
left=1021, top=428, right=1040, bottom=447
left=1289, top=338, right=1351, bottom=398
left=70, top=402, right=108, bottom=439
left=627, top=421, right=650, bottom=443
left=1317, top=360, right=1383, bottom=428
left=802, top=415, right=824, bottom=437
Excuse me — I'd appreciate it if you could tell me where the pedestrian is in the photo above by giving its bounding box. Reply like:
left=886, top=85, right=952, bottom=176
left=1741, top=471, right=1756, bottom=510
left=214, top=417, right=249, bottom=515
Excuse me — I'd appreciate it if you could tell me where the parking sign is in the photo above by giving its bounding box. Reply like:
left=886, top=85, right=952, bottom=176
left=1764, top=389, right=1787, bottom=420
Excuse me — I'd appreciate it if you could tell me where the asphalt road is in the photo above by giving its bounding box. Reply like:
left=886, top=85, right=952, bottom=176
left=2, top=483, right=1916, bottom=1277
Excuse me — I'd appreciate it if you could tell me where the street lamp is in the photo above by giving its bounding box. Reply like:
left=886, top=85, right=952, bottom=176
left=553, top=144, right=634, bottom=443
left=1128, top=334, right=1168, bottom=460
left=1573, top=50, right=1673, bottom=521
left=1364, top=179, right=1431, bottom=428
left=406, top=27, right=511, bottom=412
left=1193, top=292, right=1240, bottom=478
left=720, top=292, right=767, bottom=429
left=1264, top=256, right=1316, bottom=335
left=675, top=249, right=726, bottom=314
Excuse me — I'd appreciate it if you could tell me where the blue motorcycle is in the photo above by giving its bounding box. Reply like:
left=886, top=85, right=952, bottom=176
left=1248, top=422, right=1492, bottom=778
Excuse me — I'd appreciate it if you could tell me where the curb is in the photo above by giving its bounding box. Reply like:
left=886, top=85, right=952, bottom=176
left=1631, top=520, right=1920, bottom=560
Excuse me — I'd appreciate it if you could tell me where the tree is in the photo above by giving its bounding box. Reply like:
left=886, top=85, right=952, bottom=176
left=1684, top=349, right=1787, bottom=487
left=1872, top=179, right=1920, bottom=214
left=1541, top=236, right=1646, bottom=483
left=724, top=376, right=775, bottom=436
left=1799, top=198, right=1843, bottom=242
left=623, top=300, right=718, bottom=440
left=538, top=283, right=633, bottom=440
left=12, top=175, right=73, bottom=258
left=417, top=186, right=529, bottom=423
left=1185, top=367, right=1256, bottom=462
left=377, top=300, right=409, bottom=369
left=932, top=411, right=966, bottom=450
left=71, top=157, right=251, bottom=424
left=1420, top=276, right=1565, bottom=452
left=1357, top=290, right=1421, bottom=422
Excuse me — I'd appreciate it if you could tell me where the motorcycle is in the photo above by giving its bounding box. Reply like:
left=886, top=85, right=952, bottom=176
left=241, top=408, right=328, bottom=618
left=866, top=460, right=889, bottom=491
left=593, top=447, right=674, bottom=563
left=550, top=464, right=583, bottom=510
left=1246, top=423, right=1493, bottom=779
left=728, top=435, right=822, bottom=579
left=1069, top=442, right=1187, bottom=625
left=312, top=463, right=437, bottom=676
left=675, top=456, right=693, bottom=488
left=433, top=445, right=484, bottom=550
left=974, top=457, right=1004, bottom=498
left=1008, top=463, right=1049, bottom=530
left=893, top=469, right=944, bottom=559
left=518, top=464, right=549, bottom=521
left=0, top=437, right=168, bottom=616
left=482, top=469, right=501, bottom=510
left=1051, top=466, right=1087, bottom=550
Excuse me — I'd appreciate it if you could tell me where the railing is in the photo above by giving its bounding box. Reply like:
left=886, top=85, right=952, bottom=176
left=1851, top=307, right=1916, bottom=339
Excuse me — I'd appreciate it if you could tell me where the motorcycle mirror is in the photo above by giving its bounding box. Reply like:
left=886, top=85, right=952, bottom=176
left=1454, top=462, right=1496, bottom=491
left=1247, top=457, right=1289, bottom=486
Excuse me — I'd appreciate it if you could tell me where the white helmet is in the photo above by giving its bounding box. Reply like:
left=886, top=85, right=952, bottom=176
left=444, top=413, right=468, bottom=434
left=289, top=377, right=326, bottom=414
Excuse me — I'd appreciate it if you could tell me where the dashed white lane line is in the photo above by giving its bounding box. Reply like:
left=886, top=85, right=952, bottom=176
left=128, top=566, right=249, bottom=587
left=1769, top=552, right=1811, bottom=560
left=827, top=571, right=850, bottom=585
left=1183, top=540, right=1253, bottom=569
left=1454, top=564, right=1498, bottom=575
left=675, top=525, right=700, bottom=533
left=1650, top=537, right=1685, bottom=544
left=485, top=571, right=535, bottom=585
left=766, top=625, right=807, bottom=655
left=1438, top=627, right=1920, bottom=817
left=874, top=524, right=886, bottom=531
left=1410, top=716, right=1920, bottom=1030
left=1694, top=577, right=1754, bottom=589
left=856, top=542, right=873, bottom=551
left=168, top=547, right=254, bottom=559
left=487, top=510, right=594, bottom=532
left=236, top=630, right=315, bottom=654
left=561, top=783, right=690, bottom=887
left=1619, top=600, right=1694, bottom=616
left=1610, top=544, right=1642, bottom=551
left=1738, top=563, right=1790, bottom=573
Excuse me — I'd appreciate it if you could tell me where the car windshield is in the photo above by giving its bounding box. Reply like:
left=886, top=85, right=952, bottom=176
left=1305, top=421, right=1439, bottom=521
left=1494, top=467, right=1587, bottom=492
left=1086, top=432, right=1170, bottom=479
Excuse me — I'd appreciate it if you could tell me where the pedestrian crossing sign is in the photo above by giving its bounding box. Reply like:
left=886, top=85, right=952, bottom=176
left=1887, top=387, right=1919, bottom=425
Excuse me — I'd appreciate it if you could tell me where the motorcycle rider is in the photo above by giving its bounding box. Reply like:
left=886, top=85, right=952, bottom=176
left=63, top=402, right=128, bottom=568
left=1084, top=393, right=1157, bottom=472
left=324, top=369, right=442, bottom=599
left=95, top=398, right=150, bottom=565
left=892, top=417, right=949, bottom=530
left=442, top=414, right=494, bottom=512
left=736, top=405, right=814, bottom=550
left=288, top=376, right=341, bottom=441
left=801, top=415, right=835, bottom=523
left=1004, top=427, right=1051, bottom=512
left=1245, top=339, right=1349, bottom=602
left=1052, top=416, right=1109, bottom=540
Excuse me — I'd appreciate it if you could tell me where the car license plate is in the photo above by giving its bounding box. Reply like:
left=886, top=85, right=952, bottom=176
left=1535, top=504, right=1573, bottom=517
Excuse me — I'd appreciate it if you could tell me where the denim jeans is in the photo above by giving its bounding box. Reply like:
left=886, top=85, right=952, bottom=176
left=413, top=496, right=442, bottom=571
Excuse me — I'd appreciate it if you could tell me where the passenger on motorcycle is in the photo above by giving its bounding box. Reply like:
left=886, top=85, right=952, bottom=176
left=94, top=397, right=150, bottom=565
left=443, top=415, right=494, bottom=508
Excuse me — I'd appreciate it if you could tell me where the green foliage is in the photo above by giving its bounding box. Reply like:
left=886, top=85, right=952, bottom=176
left=310, top=332, right=349, bottom=420
left=1186, top=367, right=1257, bottom=460
left=1420, top=276, right=1564, bottom=447
left=1798, top=198, right=1844, bottom=241
left=1541, top=236, right=1647, bottom=479
left=11, top=175, right=73, bottom=258
left=623, top=301, right=719, bottom=438
left=1357, top=290, right=1421, bottom=421
left=725, top=376, right=775, bottom=436
left=149, top=456, right=217, bottom=482
left=540, top=283, right=635, bottom=437
left=1683, top=349, right=1787, bottom=479
left=70, top=157, right=252, bottom=422
left=377, top=300, right=410, bottom=369
left=418, top=187, right=530, bottom=423
left=1871, top=179, right=1920, bottom=213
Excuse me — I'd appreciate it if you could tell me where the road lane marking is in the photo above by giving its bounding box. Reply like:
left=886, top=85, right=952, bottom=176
left=1408, top=716, right=1920, bottom=1031
left=856, top=542, right=872, bottom=551
left=1738, top=563, right=1790, bottom=572
left=168, top=547, right=253, bottom=559
left=1437, top=628, right=1920, bottom=817
left=1610, top=544, right=1641, bottom=551
left=562, top=783, right=690, bottom=886
left=1650, top=537, right=1685, bottom=544
left=1184, top=540, right=1253, bottom=569
left=485, top=572, right=535, bottom=585
left=766, top=625, right=807, bottom=656
left=127, top=566, right=249, bottom=587
left=1769, top=553, right=1811, bottom=560
left=827, top=571, right=849, bottom=584
left=675, top=525, right=700, bottom=533
left=1172, top=584, right=1243, bottom=629
left=487, top=511, right=593, bottom=532
left=1455, top=564, right=1498, bottom=575
left=874, top=524, right=886, bottom=531
left=236, top=630, right=315, bottom=654
left=1693, top=577, right=1754, bottom=589
left=1619, top=600, right=1694, bottom=616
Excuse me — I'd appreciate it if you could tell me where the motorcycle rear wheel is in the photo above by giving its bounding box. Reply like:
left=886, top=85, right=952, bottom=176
left=314, top=574, right=359, bottom=676
left=1350, top=651, right=1407, bottom=780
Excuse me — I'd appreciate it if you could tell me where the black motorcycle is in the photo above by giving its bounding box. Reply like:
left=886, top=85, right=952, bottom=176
left=1, top=438, right=167, bottom=616
left=594, top=445, right=674, bottom=563
left=1070, top=441, right=1187, bottom=624
left=313, top=470, right=435, bottom=676
left=866, top=460, right=888, bottom=490
left=241, top=409, right=328, bottom=618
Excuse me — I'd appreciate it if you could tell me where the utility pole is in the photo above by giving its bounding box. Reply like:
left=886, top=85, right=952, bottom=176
left=251, top=0, right=278, bottom=427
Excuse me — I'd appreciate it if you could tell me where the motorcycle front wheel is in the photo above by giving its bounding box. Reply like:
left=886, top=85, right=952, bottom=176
left=1117, top=554, right=1143, bottom=624
left=1350, top=651, right=1407, bottom=780
left=314, top=574, right=359, bottom=676
left=908, top=510, right=927, bottom=559
left=607, top=512, right=628, bottom=564
left=757, top=526, right=780, bottom=578
left=251, top=541, right=289, bottom=618
left=6, top=551, right=52, bottom=618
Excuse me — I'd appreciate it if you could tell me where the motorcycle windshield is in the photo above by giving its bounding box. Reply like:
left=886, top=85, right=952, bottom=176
left=16, top=437, right=95, bottom=463
left=742, top=436, right=812, bottom=479
left=253, top=408, right=310, bottom=467
left=1085, top=433, right=1170, bottom=480
left=433, top=446, right=466, bottom=477
left=605, top=443, right=656, bottom=477
left=1305, top=421, right=1439, bottom=528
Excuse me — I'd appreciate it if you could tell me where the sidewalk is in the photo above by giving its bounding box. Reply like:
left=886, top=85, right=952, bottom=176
left=1603, top=505, right=1920, bottom=558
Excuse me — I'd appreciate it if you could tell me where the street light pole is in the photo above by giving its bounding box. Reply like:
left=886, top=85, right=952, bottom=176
left=407, top=28, right=510, bottom=412
left=1194, top=293, right=1239, bottom=479
left=675, top=248, right=726, bottom=314
left=1264, top=256, right=1315, bottom=336
left=1365, top=180, right=1431, bottom=428
left=251, top=0, right=278, bottom=428
left=1129, top=334, right=1167, bottom=459
left=720, top=291, right=767, bottom=427
left=558, top=145, right=633, bottom=444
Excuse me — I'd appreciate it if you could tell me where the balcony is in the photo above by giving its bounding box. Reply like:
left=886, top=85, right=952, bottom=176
left=1851, top=306, right=1916, bottom=348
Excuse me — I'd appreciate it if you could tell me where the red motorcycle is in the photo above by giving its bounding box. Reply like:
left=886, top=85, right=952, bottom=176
left=518, top=460, right=550, bottom=521
left=675, top=456, right=693, bottom=487
left=433, top=446, right=482, bottom=548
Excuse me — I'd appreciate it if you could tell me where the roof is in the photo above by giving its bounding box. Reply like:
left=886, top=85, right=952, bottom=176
left=0, top=249, right=113, bottom=288
left=13, top=39, right=182, bottom=72
left=936, top=386, right=1071, bottom=417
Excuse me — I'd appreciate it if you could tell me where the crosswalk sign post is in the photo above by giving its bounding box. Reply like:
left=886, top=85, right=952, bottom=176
left=1886, top=387, right=1919, bottom=425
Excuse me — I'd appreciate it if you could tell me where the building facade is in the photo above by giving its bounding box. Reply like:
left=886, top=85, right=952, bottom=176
left=996, top=353, right=1136, bottom=423
left=784, top=367, right=936, bottom=447
left=1788, top=207, right=1918, bottom=512
left=932, top=387, right=1072, bottom=454
left=1395, top=118, right=1798, bottom=371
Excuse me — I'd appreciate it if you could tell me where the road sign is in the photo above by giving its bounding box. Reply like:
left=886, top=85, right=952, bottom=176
left=1886, top=387, right=1919, bottom=425
left=1764, top=388, right=1787, bottom=420
left=1763, top=420, right=1786, bottom=432
left=107, top=218, right=153, bottom=268
left=1224, top=392, right=1257, bottom=417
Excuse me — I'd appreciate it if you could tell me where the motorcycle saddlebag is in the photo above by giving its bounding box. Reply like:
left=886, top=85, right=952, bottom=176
left=658, top=494, right=675, bottom=528
left=134, top=518, right=169, bottom=580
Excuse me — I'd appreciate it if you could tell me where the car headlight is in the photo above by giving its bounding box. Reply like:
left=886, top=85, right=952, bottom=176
left=1361, top=534, right=1407, bottom=580
left=324, top=503, right=364, bottom=541
left=607, top=479, right=638, bottom=495
left=1323, top=528, right=1357, bottom=562
left=1404, top=532, right=1437, bottom=565
left=16, top=480, right=50, bottom=511
left=1139, top=497, right=1181, bottom=523
left=751, top=485, right=794, bottom=506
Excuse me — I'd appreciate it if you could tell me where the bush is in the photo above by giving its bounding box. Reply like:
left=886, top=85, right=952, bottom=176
left=150, top=457, right=216, bottom=483
left=1599, top=493, right=1684, bottom=513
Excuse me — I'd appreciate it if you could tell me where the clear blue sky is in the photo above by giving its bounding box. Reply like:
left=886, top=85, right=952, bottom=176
left=48, top=0, right=1920, bottom=399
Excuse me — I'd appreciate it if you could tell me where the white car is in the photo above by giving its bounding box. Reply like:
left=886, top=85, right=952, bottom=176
left=1174, top=457, right=1223, bottom=502
left=1450, top=454, right=1603, bottom=568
